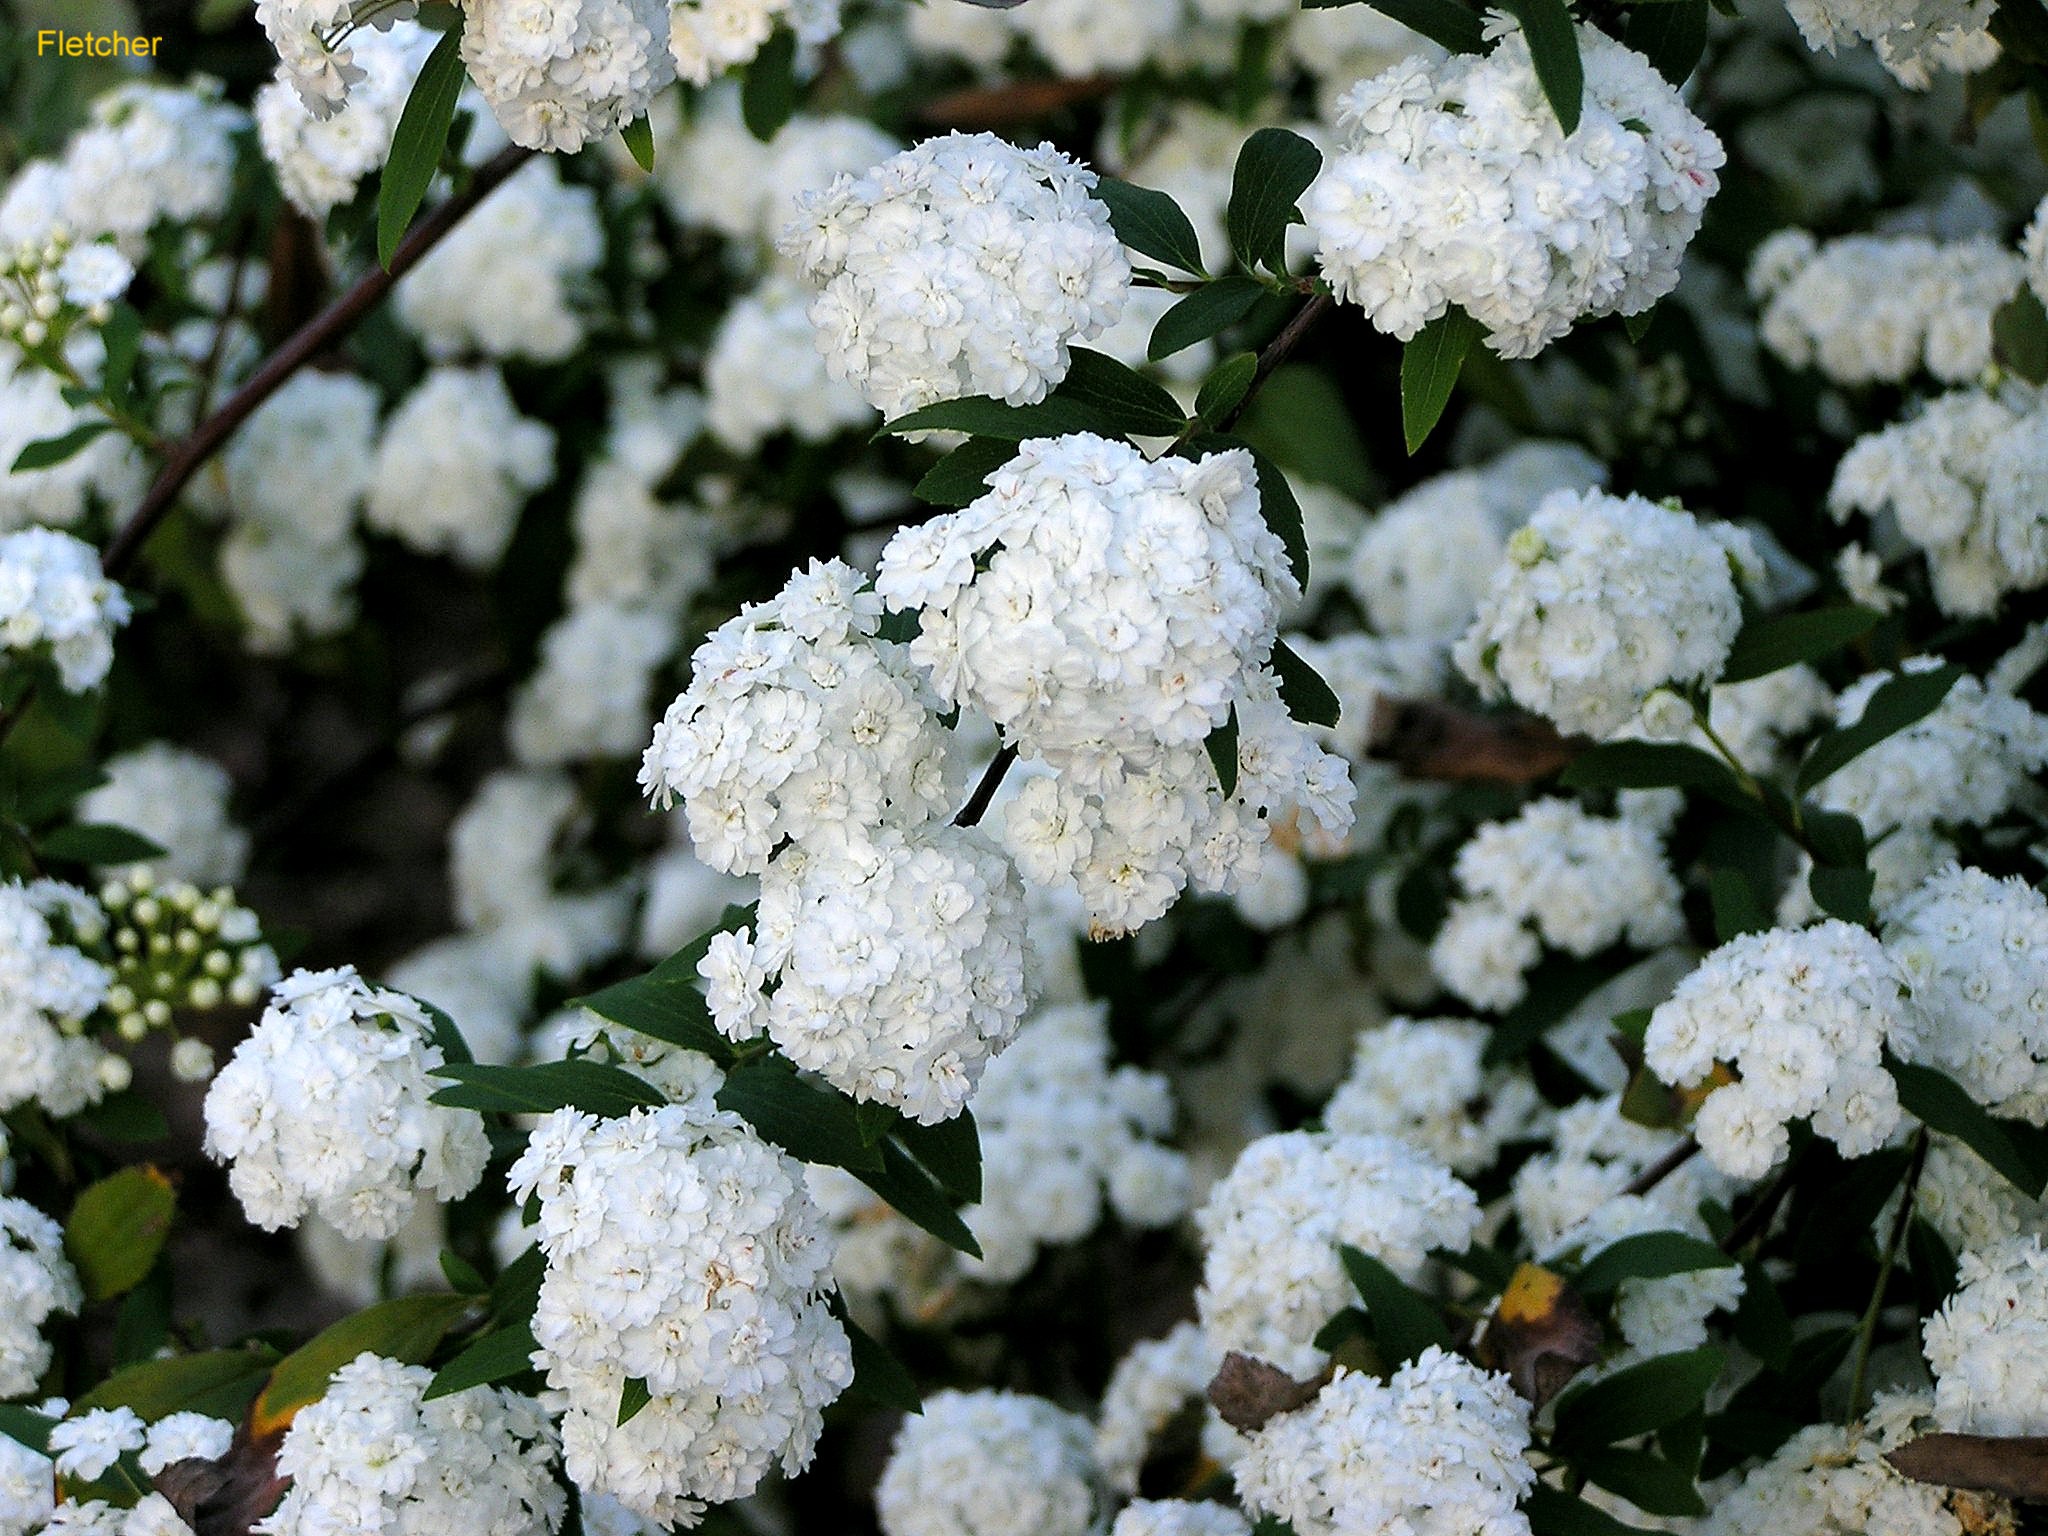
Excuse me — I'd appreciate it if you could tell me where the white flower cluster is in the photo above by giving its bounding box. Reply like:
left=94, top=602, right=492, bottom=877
left=876, top=1389, right=1098, bottom=1536
left=1830, top=385, right=2048, bottom=619
left=668, top=0, right=844, bottom=84
left=1922, top=1235, right=2048, bottom=1436
left=878, top=435, right=1351, bottom=936
left=202, top=966, right=490, bottom=1239
left=1235, top=1353, right=1534, bottom=1536
left=459, top=0, right=676, bottom=153
left=704, top=274, right=876, bottom=452
left=706, top=823, right=1028, bottom=1123
left=80, top=744, right=249, bottom=887
left=1701, top=1392, right=2002, bottom=1536
left=1747, top=230, right=2020, bottom=386
left=1324, top=1018, right=1543, bottom=1175
left=780, top=133, right=1131, bottom=418
left=1343, top=442, right=1604, bottom=643
left=660, top=90, right=897, bottom=250
left=1813, top=662, right=2048, bottom=841
left=1429, top=799, right=1685, bottom=1012
left=640, top=560, right=956, bottom=873
left=1887, top=867, right=2048, bottom=1123
left=510, top=603, right=679, bottom=768
left=1645, top=922, right=1919, bottom=1179
left=1455, top=489, right=1759, bottom=739
left=366, top=366, right=555, bottom=569
left=1195, top=1130, right=1481, bottom=1375
left=398, top=160, right=604, bottom=363
left=0, top=368, right=146, bottom=533
left=1111, top=1503, right=1249, bottom=1536
left=0, top=1196, right=82, bottom=1399
left=1094, top=1323, right=1234, bottom=1495
left=1556, top=1193, right=1746, bottom=1363
left=0, top=880, right=115, bottom=1119
left=0, top=528, right=132, bottom=693
left=256, top=21, right=435, bottom=218
left=259, top=1352, right=565, bottom=1536
left=507, top=1102, right=852, bottom=1526
left=255, top=0, right=413, bottom=116
left=1511, top=1093, right=1737, bottom=1254
left=1911, top=1134, right=2048, bottom=1256
left=1781, top=0, right=1998, bottom=87
left=1305, top=23, right=1723, bottom=358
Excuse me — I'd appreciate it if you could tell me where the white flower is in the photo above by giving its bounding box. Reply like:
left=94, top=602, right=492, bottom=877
left=1782, top=0, right=1997, bottom=86
left=80, top=744, right=249, bottom=887
left=0, top=1196, right=83, bottom=1399
left=1922, top=1235, right=2048, bottom=1436
left=1095, top=1323, right=1240, bottom=1496
left=256, top=21, right=436, bottom=217
left=1325, top=1018, right=1543, bottom=1176
left=705, top=275, right=878, bottom=452
left=877, top=1390, right=1097, bottom=1536
left=0, top=528, right=132, bottom=693
left=667, top=0, right=846, bottom=85
left=137, top=1414, right=234, bottom=1477
left=510, top=604, right=680, bottom=767
left=365, top=366, right=555, bottom=569
left=48, top=1408, right=146, bottom=1482
left=0, top=880, right=116, bottom=1119
left=460, top=0, right=677, bottom=153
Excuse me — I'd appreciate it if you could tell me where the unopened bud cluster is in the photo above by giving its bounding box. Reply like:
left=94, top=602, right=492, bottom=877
left=97, top=868, right=278, bottom=1075
left=0, top=226, right=132, bottom=351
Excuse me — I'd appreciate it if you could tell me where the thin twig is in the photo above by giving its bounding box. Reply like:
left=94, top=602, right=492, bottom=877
left=1719, top=1142, right=1807, bottom=1255
left=953, top=743, right=1018, bottom=828
left=1215, top=290, right=1333, bottom=434
left=1846, top=1126, right=1930, bottom=1422
left=100, top=145, right=535, bottom=582
left=1622, top=1136, right=1700, bottom=1198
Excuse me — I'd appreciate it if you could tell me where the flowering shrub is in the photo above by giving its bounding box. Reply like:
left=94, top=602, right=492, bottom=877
left=3, top=0, right=2048, bottom=1532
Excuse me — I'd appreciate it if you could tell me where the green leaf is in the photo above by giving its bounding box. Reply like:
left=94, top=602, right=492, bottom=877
left=424, top=1323, right=538, bottom=1401
left=1400, top=307, right=1482, bottom=453
left=1888, top=1057, right=2048, bottom=1197
left=11, top=421, right=117, bottom=474
left=1303, top=0, right=1486, bottom=52
left=74, top=1089, right=170, bottom=1144
left=915, top=437, right=1015, bottom=508
left=440, top=1250, right=488, bottom=1294
left=74, top=1347, right=279, bottom=1422
left=1340, top=1245, right=1453, bottom=1366
left=1196, top=352, right=1260, bottom=424
left=1806, top=862, right=1875, bottom=925
left=879, top=349, right=1185, bottom=440
left=620, top=114, right=655, bottom=172
left=1795, top=664, right=1963, bottom=792
left=66, top=1166, right=176, bottom=1301
left=1623, top=307, right=1657, bottom=344
left=1624, top=0, right=1708, bottom=86
left=1093, top=178, right=1208, bottom=277
left=856, top=1139, right=981, bottom=1258
left=252, top=1293, right=474, bottom=1436
left=1719, top=606, right=1880, bottom=685
left=1552, top=1347, right=1726, bottom=1453
left=741, top=27, right=798, bottom=140
left=618, top=1376, right=652, bottom=1425
left=377, top=21, right=467, bottom=270
left=1525, top=1484, right=1660, bottom=1536
left=490, top=1243, right=546, bottom=1327
left=1730, top=1259, right=1791, bottom=1373
left=430, top=1059, right=666, bottom=1117
left=1572, top=1232, right=1734, bottom=1302
left=891, top=1109, right=983, bottom=1204
left=572, top=953, right=732, bottom=1065
left=99, top=303, right=143, bottom=406
left=1235, top=363, right=1374, bottom=499
left=1707, top=868, right=1769, bottom=942
left=1993, top=286, right=2048, bottom=384
left=1272, top=638, right=1340, bottom=727
left=38, top=822, right=167, bottom=865
left=1207, top=704, right=1241, bottom=797
left=1577, top=1448, right=1706, bottom=1518
left=1503, top=0, right=1584, bottom=133
left=834, top=1298, right=923, bottom=1413
left=1559, top=741, right=1746, bottom=804
left=1226, top=128, right=1323, bottom=276
left=717, top=1057, right=885, bottom=1173
left=0, top=1405, right=57, bottom=1457
left=1150, top=277, right=1267, bottom=360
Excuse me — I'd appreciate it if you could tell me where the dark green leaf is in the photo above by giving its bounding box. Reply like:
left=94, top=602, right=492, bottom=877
left=1226, top=128, right=1323, bottom=276
left=99, top=304, right=144, bottom=405
left=1525, top=1484, right=1659, bottom=1536
left=38, top=822, right=167, bottom=865
left=1730, top=1260, right=1791, bottom=1373
left=834, top=1299, right=923, bottom=1413
left=440, top=1250, right=488, bottom=1294
left=1625, top=0, right=1708, bottom=86
left=1993, top=286, right=2048, bottom=383
left=0, top=1405, right=58, bottom=1457
left=620, top=114, right=654, bottom=172
left=741, top=28, right=798, bottom=141
left=1888, top=1058, right=2048, bottom=1197
left=571, top=955, right=732, bottom=1065
left=377, top=22, right=467, bottom=269
left=1150, top=277, right=1267, bottom=360
left=1552, top=1347, right=1726, bottom=1452
left=1708, top=868, right=1769, bottom=942
left=915, top=437, right=1015, bottom=507
left=618, top=1376, right=652, bottom=1425
left=252, top=1294, right=473, bottom=1435
left=1572, top=1231, right=1734, bottom=1301
left=892, top=1109, right=983, bottom=1204
left=1207, top=705, right=1241, bottom=797
left=10, top=421, right=116, bottom=474
left=879, top=349, right=1184, bottom=440
left=717, top=1057, right=885, bottom=1173
left=1196, top=352, right=1260, bottom=424
left=1340, top=1245, right=1453, bottom=1366
left=1623, top=307, right=1657, bottom=344
left=1503, top=0, right=1585, bottom=133
left=75, top=1347, right=278, bottom=1422
left=1559, top=742, right=1746, bottom=804
left=74, top=1090, right=170, bottom=1144
left=1235, top=363, right=1374, bottom=499
left=1577, top=1448, right=1706, bottom=1517
left=856, top=1139, right=981, bottom=1258
left=1807, top=863, right=1875, bottom=924
left=430, top=1059, right=666, bottom=1117
left=425, top=1324, right=538, bottom=1401
left=1093, top=178, right=1209, bottom=277
left=1272, top=639, right=1339, bottom=727
left=491, top=1243, right=546, bottom=1327
left=1796, top=665, right=1963, bottom=792
left=66, top=1166, right=176, bottom=1301
left=1721, top=606, right=1881, bottom=685
left=1400, top=307, right=1482, bottom=453
left=1303, top=0, right=1485, bottom=52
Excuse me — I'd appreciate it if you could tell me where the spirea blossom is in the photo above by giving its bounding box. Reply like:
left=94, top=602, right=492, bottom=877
left=0, top=1196, right=82, bottom=1399
left=1781, top=0, right=1997, bottom=87
left=1094, top=1323, right=1233, bottom=1495
left=506, top=1102, right=852, bottom=1526
left=1911, top=1134, right=2048, bottom=1255
left=256, top=0, right=414, bottom=116
left=258, top=1353, right=561, bottom=1536
left=47, top=1408, right=145, bottom=1482
left=1921, top=1235, right=2048, bottom=1435
left=511, top=604, right=679, bottom=767
left=1511, top=1093, right=1738, bottom=1254
left=1454, top=489, right=1760, bottom=739
left=256, top=22, right=435, bottom=218
left=667, top=0, right=846, bottom=84
left=80, top=745, right=249, bottom=887
left=1748, top=230, right=2020, bottom=386
left=1887, top=866, right=2048, bottom=1123
left=201, top=966, right=490, bottom=1240
left=1324, top=1018, right=1543, bottom=1175
left=876, top=1390, right=1098, bottom=1536
left=1644, top=922, right=1920, bottom=1179
left=780, top=133, right=1130, bottom=417
left=708, top=823, right=1028, bottom=1123
left=660, top=90, right=897, bottom=248
left=0, top=528, right=132, bottom=693
left=137, top=1413, right=234, bottom=1477
left=0, top=880, right=115, bottom=1119
left=1235, top=1353, right=1534, bottom=1536
left=639, top=559, right=957, bottom=875
left=459, top=0, right=677, bottom=153
left=366, top=367, right=555, bottom=569
left=1829, top=385, right=2048, bottom=619
left=705, top=275, right=877, bottom=451
left=1305, top=23, right=1723, bottom=358
left=1111, top=1506, right=1249, bottom=1536
left=36, top=83, right=243, bottom=256
left=1195, top=1130, right=1481, bottom=1375
left=0, top=369, right=146, bottom=533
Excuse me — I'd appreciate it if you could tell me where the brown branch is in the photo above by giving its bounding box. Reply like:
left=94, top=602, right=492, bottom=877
left=1368, top=696, right=1585, bottom=784
left=1621, top=1136, right=1700, bottom=1198
left=919, top=75, right=1122, bottom=128
left=1215, top=291, right=1333, bottom=434
left=953, top=742, right=1019, bottom=828
left=1888, top=1434, right=2048, bottom=1501
left=100, top=144, right=536, bottom=582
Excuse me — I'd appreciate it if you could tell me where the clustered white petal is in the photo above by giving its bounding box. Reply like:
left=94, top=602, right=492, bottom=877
left=1305, top=23, right=1722, bottom=357
left=459, top=0, right=677, bottom=153
left=256, top=21, right=436, bottom=218
left=1644, top=922, right=1919, bottom=1179
left=0, top=1196, right=82, bottom=1399
left=876, top=1389, right=1098, bottom=1536
left=0, top=528, right=133, bottom=693
left=1455, top=488, right=1760, bottom=739
left=366, top=366, right=556, bottom=569
left=780, top=133, right=1131, bottom=418
left=0, top=369, right=146, bottom=534
left=704, top=274, right=877, bottom=452
left=1781, top=0, right=1997, bottom=87
left=0, top=880, right=115, bottom=1119
left=255, top=0, right=415, bottom=116
left=506, top=1102, right=852, bottom=1527
left=202, top=966, right=490, bottom=1239
left=1921, top=1235, right=2048, bottom=1436
left=1324, top=1018, right=1544, bottom=1175
left=78, top=746, right=249, bottom=888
